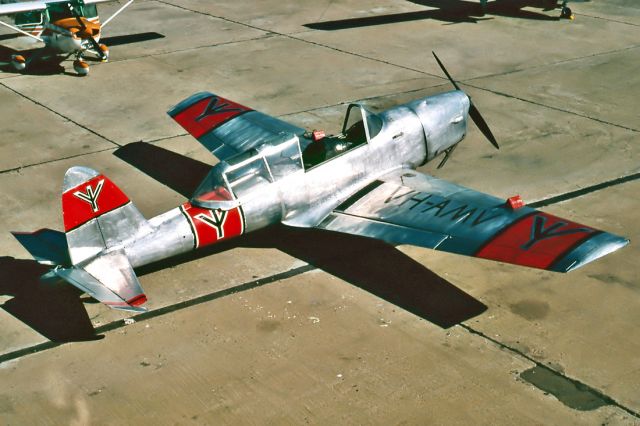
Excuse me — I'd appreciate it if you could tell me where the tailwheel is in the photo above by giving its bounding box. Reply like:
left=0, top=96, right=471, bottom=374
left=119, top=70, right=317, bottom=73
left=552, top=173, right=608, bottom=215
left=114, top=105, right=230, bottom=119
left=10, top=54, right=26, bottom=71
left=98, top=44, right=109, bottom=62
left=561, top=6, right=574, bottom=19
left=73, top=59, right=90, bottom=76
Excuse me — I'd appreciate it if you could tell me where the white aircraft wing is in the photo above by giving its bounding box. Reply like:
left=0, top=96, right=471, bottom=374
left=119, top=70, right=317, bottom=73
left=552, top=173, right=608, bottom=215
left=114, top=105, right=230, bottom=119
left=168, top=92, right=306, bottom=161
left=314, top=169, right=628, bottom=272
left=0, top=1, right=47, bottom=16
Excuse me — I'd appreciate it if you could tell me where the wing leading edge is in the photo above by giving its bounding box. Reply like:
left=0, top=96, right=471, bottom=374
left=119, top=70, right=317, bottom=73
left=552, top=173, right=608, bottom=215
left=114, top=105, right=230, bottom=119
left=168, top=92, right=305, bottom=161
left=316, top=170, right=628, bottom=272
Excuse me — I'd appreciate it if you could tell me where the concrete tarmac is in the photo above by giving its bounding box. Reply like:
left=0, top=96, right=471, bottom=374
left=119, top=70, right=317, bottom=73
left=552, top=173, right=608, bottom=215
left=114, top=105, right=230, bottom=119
left=0, top=0, right=638, bottom=424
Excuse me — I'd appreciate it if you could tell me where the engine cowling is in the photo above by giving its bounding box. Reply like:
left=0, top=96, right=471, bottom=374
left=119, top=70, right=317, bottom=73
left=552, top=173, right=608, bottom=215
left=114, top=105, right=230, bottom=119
left=406, top=90, right=470, bottom=163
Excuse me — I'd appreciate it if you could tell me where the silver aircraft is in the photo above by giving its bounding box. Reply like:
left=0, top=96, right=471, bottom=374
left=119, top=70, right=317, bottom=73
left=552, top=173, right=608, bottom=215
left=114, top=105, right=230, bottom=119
left=14, top=53, right=628, bottom=312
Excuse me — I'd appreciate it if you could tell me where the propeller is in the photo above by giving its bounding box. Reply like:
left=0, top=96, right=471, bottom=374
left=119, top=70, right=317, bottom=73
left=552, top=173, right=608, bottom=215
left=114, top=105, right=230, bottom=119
left=68, top=3, right=106, bottom=61
left=432, top=51, right=499, bottom=150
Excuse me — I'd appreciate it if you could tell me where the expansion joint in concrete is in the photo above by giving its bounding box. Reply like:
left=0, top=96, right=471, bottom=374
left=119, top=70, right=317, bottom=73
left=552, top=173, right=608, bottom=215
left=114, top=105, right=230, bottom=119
left=0, top=82, right=121, bottom=147
left=459, top=323, right=640, bottom=418
left=463, top=82, right=639, bottom=133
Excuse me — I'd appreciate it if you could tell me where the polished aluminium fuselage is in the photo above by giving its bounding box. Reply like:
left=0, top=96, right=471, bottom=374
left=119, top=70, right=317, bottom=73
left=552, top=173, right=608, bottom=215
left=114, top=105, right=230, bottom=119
left=121, top=91, right=471, bottom=269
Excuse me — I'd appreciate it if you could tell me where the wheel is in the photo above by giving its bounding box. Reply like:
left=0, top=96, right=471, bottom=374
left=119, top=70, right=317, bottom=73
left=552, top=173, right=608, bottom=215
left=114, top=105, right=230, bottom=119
left=73, top=59, right=90, bottom=76
left=561, top=7, right=573, bottom=19
left=10, top=54, right=26, bottom=71
left=98, top=44, right=109, bottom=62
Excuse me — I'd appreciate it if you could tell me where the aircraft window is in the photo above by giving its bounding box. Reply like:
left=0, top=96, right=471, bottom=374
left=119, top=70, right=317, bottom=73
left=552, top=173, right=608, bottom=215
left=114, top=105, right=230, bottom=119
left=191, top=166, right=236, bottom=208
left=365, top=110, right=383, bottom=140
left=264, top=135, right=303, bottom=180
left=15, top=11, right=43, bottom=26
left=224, top=157, right=272, bottom=198
left=48, top=4, right=74, bottom=22
left=343, top=120, right=367, bottom=145
left=302, top=133, right=365, bottom=169
left=302, top=105, right=378, bottom=169
left=82, top=5, right=98, bottom=19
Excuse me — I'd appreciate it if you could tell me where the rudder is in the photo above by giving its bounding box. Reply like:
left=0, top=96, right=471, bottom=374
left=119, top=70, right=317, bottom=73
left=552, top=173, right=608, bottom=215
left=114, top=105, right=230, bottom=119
left=62, top=166, right=150, bottom=265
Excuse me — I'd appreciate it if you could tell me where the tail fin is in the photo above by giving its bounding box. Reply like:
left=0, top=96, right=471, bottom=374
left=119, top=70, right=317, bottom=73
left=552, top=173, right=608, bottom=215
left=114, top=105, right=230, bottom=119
left=62, top=166, right=150, bottom=265
left=55, top=167, right=150, bottom=312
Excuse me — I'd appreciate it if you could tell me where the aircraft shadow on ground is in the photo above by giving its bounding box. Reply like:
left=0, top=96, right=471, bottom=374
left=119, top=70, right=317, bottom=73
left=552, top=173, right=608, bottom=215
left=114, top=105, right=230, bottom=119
left=304, top=0, right=559, bottom=30
left=114, top=142, right=213, bottom=198
left=100, top=31, right=165, bottom=47
left=0, top=257, right=101, bottom=342
left=0, top=32, right=165, bottom=76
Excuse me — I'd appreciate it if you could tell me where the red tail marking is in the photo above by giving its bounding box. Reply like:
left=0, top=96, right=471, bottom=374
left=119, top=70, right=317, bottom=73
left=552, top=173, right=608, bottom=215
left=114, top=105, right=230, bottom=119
left=62, top=175, right=129, bottom=231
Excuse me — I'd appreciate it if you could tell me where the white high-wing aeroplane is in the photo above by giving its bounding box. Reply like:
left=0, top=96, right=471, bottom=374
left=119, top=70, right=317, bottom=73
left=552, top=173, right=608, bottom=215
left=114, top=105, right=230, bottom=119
left=0, top=0, right=133, bottom=75
left=14, top=54, right=628, bottom=313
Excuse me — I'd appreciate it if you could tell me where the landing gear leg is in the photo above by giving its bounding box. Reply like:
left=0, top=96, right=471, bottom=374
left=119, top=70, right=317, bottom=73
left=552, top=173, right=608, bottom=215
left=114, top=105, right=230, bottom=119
left=98, top=44, right=109, bottom=62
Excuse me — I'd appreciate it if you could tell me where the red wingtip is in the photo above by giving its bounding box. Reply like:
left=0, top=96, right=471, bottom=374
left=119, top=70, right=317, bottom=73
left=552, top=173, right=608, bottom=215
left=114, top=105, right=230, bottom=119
left=127, top=294, right=147, bottom=307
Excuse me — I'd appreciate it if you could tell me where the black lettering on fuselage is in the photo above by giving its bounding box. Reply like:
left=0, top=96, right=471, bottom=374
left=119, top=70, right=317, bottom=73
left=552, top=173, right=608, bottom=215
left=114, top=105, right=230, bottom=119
left=437, top=204, right=477, bottom=223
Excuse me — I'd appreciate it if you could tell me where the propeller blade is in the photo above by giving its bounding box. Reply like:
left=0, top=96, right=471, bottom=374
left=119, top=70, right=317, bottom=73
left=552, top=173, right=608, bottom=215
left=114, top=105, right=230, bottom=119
left=469, top=104, right=499, bottom=149
left=68, top=3, right=87, bottom=31
left=432, top=51, right=499, bottom=150
left=432, top=51, right=460, bottom=91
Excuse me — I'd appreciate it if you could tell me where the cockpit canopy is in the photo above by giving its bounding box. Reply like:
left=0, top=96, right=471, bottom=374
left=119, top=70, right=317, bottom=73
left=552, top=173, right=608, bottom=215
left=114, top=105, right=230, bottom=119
left=191, top=133, right=304, bottom=209
left=191, top=105, right=384, bottom=208
left=342, top=104, right=383, bottom=143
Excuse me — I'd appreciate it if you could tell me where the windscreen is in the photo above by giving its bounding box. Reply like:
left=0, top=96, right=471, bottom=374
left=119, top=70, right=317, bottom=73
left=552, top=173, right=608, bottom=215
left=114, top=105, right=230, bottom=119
left=191, top=164, right=237, bottom=209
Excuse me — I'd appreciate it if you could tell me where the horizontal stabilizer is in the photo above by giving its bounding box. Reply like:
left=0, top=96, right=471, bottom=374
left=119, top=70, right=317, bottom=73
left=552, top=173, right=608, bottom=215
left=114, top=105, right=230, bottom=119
left=53, top=250, right=147, bottom=312
left=12, top=228, right=70, bottom=266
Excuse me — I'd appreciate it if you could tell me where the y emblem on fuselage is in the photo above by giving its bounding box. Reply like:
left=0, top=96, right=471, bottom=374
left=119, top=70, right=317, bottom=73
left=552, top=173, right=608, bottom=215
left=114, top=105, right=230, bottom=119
left=196, top=96, right=244, bottom=122
left=73, top=179, right=104, bottom=212
left=194, top=209, right=228, bottom=239
left=521, top=215, right=592, bottom=250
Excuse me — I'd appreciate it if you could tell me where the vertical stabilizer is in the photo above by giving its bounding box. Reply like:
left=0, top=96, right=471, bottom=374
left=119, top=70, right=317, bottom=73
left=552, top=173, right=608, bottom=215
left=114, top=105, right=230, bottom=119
left=62, top=166, right=150, bottom=265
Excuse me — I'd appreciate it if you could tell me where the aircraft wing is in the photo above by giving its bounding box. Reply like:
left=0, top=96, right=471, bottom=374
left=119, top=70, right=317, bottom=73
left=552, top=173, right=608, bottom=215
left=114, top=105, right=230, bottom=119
left=0, top=1, right=47, bottom=16
left=315, top=170, right=628, bottom=272
left=52, top=249, right=147, bottom=312
left=83, top=0, right=122, bottom=4
left=168, top=92, right=305, bottom=161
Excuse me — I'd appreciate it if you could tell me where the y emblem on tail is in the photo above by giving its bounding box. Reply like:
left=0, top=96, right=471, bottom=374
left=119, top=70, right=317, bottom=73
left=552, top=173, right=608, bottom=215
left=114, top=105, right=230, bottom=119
left=73, top=179, right=104, bottom=212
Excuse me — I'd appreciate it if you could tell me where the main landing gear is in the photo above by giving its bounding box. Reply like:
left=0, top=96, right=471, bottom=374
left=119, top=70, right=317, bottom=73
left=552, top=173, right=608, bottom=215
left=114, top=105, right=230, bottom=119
left=72, top=43, right=109, bottom=76
left=10, top=54, right=26, bottom=71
